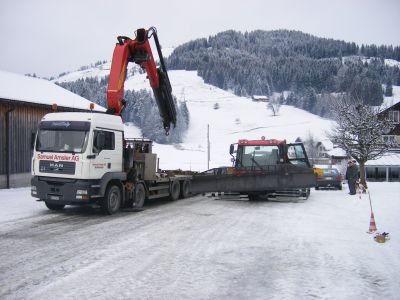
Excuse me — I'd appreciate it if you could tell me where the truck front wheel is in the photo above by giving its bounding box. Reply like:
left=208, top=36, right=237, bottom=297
left=45, top=202, right=65, bottom=210
left=101, top=185, right=121, bottom=215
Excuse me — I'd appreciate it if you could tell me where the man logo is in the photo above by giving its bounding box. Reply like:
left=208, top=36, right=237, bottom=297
left=50, top=163, right=64, bottom=170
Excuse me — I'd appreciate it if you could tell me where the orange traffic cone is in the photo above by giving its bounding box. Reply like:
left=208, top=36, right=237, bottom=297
left=368, top=211, right=377, bottom=234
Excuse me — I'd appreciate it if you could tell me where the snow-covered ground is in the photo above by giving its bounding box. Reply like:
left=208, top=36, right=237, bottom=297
left=0, top=183, right=399, bottom=299
left=2, top=56, right=399, bottom=299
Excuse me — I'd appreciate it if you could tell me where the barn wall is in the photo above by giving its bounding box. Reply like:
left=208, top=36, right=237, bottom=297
left=0, top=100, right=75, bottom=188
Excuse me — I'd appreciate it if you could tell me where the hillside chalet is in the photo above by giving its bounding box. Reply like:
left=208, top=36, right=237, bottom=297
left=365, top=101, right=400, bottom=181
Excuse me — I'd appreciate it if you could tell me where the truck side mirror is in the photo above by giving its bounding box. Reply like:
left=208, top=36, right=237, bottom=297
left=30, top=132, right=36, bottom=150
left=229, top=144, right=234, bottom=155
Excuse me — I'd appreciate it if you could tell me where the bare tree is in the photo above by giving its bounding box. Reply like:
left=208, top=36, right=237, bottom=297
left=328, top=95, right=395, bottom=187
left=302, top=131, right=318, bottom=166
left=267, top=93, right=282, bottom=116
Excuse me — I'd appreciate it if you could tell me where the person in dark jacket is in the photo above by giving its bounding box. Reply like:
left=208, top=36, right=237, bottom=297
left=345, top=160, right=359, bottom=195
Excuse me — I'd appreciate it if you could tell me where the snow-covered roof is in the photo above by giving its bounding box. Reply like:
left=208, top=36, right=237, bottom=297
left=329, top=147, right=347, bottom=157
left=0, top=70, right=105, bottom=111
left=317, top=139, right=334, bottom=151
left=252, top=95, right=269, bottom=100
left=366, top=152, right=400, bottom=166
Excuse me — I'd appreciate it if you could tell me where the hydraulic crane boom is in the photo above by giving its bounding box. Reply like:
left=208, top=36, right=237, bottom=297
left=107, top=27, right=177, bottom=134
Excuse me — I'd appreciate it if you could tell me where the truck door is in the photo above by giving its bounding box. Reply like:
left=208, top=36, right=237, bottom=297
left=89, top=129, right=123, bottom=179
left=286, top=143, right=311, bottom=167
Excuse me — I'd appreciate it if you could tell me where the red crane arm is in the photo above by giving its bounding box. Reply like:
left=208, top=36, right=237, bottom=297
left=106, top=28, right=176, bottom=134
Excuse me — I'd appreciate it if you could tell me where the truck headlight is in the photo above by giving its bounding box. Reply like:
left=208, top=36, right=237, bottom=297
left=76, top=189, right=89, bottom=200
left=76, top=190, right=88, bottom=195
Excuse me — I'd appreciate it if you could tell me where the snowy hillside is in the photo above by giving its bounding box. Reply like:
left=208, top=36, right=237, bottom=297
left=55, top=63, right=337, bottom=171
left=53, top=47, right=175, bottom=84
left=54, top=57, right=400, bottom=171
left=123, top=70, right=335, bottom=171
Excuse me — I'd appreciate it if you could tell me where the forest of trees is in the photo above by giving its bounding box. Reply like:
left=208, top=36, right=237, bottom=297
left=56, top=77, right=190, bottom=144
left=167, top=30, right=400, bottom=116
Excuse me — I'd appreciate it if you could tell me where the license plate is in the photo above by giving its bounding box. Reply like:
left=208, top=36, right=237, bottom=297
left=325, top=177, right=333, bottom=180
left=50, top=195, right=60, bottom=200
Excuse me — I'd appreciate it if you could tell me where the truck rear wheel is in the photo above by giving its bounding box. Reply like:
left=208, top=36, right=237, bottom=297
left=45, top=202, right=65, bottom=210
left=101, top=185, right=121, bottom=215
left=170, top=181, right=180, bottom=201
left=180, top=180, right=191, bottom=199
left=132, top=183, right=145, bottom=209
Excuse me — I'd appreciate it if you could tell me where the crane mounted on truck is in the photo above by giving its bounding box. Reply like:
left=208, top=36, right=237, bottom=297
left=31, top=27, right=190, bottom=214
left=190, top=138, right=316, bottom=200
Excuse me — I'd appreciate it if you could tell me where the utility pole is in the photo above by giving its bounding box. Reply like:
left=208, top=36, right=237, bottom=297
left=207, top=124, right=210, bottom=170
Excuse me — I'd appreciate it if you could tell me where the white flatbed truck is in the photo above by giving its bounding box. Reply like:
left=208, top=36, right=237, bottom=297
left=31, top=112, right=192, bottom=214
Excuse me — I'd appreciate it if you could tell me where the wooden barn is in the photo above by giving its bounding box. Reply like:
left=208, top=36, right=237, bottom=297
left=0, top=71, right=105, bottom=188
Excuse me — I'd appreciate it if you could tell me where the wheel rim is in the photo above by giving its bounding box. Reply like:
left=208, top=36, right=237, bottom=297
left=109, top=188, right=119, bottom=210
left=133, top=185, right=145, bottom=207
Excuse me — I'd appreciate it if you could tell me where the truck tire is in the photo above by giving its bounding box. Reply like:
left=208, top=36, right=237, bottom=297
left=45, top=202, right=65, bottom=210
left=170, top=181, right=180, bottom=201
left=101, top=185, right=121, bottom=215
left=180, top=180, right=191, bottom=199
left=132, top=183, right=145, bottom=209
left=301, top=188, right=310, bottom=199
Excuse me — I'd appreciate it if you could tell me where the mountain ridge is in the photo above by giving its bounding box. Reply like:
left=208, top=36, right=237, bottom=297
left=167, top=29, right=400, bottom=114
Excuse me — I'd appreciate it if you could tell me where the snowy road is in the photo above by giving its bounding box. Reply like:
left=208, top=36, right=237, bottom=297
left=0, top=184, right=399, bottom=299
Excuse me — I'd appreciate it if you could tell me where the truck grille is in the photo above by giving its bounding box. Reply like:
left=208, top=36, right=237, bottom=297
left=39, top=160, right=76, bottom=175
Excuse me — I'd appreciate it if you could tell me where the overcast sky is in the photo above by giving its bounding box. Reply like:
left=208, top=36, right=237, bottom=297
left=1, top=0, right=399, bottom=78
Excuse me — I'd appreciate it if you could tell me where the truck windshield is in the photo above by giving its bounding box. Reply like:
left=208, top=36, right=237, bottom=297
left=36, top=130, right=89, bottom=153
left=237, top=145, right=280, bottom=167
left=36, top=120, right=90, bottom=153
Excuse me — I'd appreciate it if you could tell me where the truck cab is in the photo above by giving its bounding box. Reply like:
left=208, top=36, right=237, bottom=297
left=31, top=112, right=125, bottom=211
left=231, top=138, right=311, bottom=171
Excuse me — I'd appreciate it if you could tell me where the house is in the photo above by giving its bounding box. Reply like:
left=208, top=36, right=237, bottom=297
left=380, top=101, right=400, bottom=146
left=365, top=152, right=400, bottom=182
left=364, top=101, right=400, bottom=181
left=0, top=70, right=105, bottom=188
left=251, top=95, right=269, bottom=102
